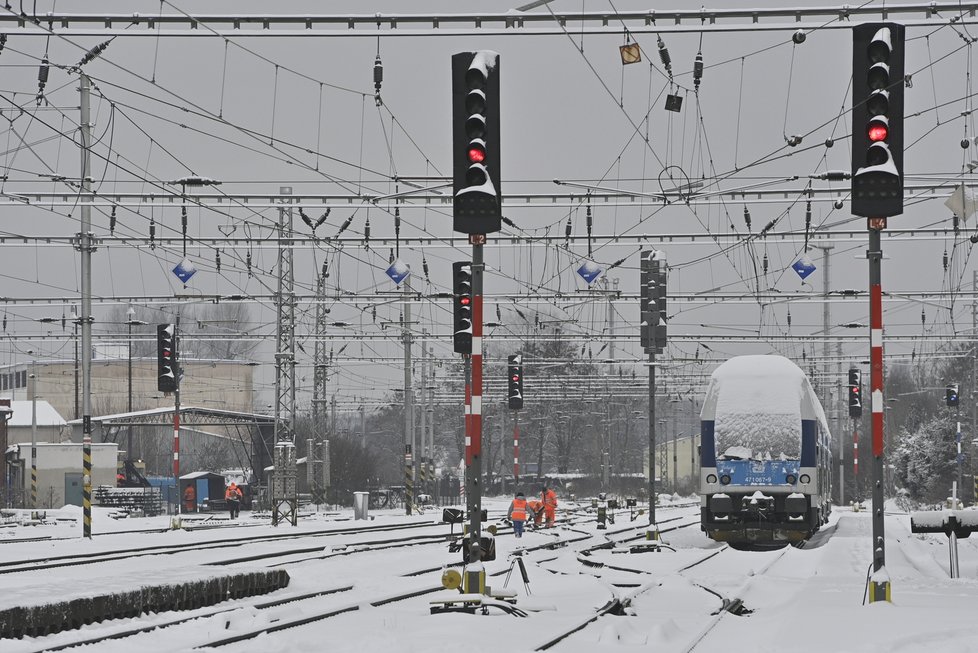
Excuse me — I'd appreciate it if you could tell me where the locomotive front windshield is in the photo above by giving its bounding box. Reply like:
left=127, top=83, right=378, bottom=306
left=714, top=412, right=801, bottom=460
left=712, top=380, right=803, bottom=460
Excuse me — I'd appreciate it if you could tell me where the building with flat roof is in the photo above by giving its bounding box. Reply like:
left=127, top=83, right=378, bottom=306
left=0, top=356, right=256, bottom=422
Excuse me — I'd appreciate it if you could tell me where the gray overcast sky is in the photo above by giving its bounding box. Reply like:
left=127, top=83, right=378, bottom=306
left=1, top=1, right=976, bottom=413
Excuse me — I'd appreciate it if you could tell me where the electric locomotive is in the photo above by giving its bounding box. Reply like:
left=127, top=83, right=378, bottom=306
left=699, top=355, right=832, bottom=545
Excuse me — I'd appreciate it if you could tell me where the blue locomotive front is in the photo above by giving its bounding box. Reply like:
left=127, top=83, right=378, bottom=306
left=699, top=355, right=832, bottom=545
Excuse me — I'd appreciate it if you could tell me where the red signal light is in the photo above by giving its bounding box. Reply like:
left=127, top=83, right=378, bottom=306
left=512, top=374, right=520, bottom=382
left=468, top=147, right=485, bottom=163
left=868, top=123, right=888, bottom=142
left=460, top=297, right=471, bottom=306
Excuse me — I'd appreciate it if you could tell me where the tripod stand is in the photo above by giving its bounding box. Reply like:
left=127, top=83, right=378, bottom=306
left=503, top=553, right=531, bottom=595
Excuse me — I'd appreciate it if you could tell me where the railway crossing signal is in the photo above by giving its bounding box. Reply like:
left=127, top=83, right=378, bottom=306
left=851, top=23, right=905, bottom=218
left=452, top=51, right=501, bottom=235
left=507, top=354, right=523, bottom=410
left=848, top=368, right=862, bottom=419
left=156, top=323, right=177, bottom=393
left=452, top=261, right=473, bottom=354
left=946, top=383, right=959, bottom=408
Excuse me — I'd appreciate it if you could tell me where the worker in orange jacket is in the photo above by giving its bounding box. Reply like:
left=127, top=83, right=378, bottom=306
left=182, top=484, right=196, bottom=513
left=542, top=486, right=558, bottom=527
left=225, top=482, right=243, bottom=519
left=527, top=499, right=544, bottom=528
left=507, top=491, right=528, bottom=538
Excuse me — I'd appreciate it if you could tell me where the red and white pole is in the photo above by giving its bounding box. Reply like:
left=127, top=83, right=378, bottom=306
left=513, top=412, right=520, bottom=483
left=868, top=217, right=890, bottom=602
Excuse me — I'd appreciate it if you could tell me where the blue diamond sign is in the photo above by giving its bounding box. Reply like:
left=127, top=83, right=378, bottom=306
left=577, top=260, right=603, bottom=285
left=791, top=255, right=816, bottom=281
left=172, top=257, right=197, bottom=284
left=386, top=258, right=411, bottom=285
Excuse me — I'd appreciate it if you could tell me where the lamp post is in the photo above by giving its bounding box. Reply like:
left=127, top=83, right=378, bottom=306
left=125, top=307, right=147, bottom=479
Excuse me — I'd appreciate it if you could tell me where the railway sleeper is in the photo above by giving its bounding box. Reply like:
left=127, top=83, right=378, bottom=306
left=0, top=569, right=290, bottom=640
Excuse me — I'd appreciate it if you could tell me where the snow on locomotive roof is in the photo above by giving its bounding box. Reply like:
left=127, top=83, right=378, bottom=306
left=700, top=355, right=829, bottom=459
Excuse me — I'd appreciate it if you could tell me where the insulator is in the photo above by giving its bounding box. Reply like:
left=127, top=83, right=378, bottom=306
left=805, top=200, right=812, bottom=231
left=215, top=250, right=221, bottom=273
left=389, top=248, right=394, bottom=265
left=149, top=218, right=156, bottom=248
left=61, top=312, right=66, bottom=331
left=762, top=253, right=769, bottom=274
left=943, top=249, right=949, bottom=271
left=0, top=34, right=7, bottom=55
left=2, top=313, right=6, bottom=331
left=496, top=304, right=501, bottom=321
left=322, top=261, right=328, bottom=278
left=338, top=216, right=353, bottom=234
left=246, top=251, right=252, bottom=277
left=78, top=40, right=110, bottom=68
left=181, top=205, right=188, bottom=238
left=38, top=55, right=49, bottom=84
left=787, top=308, right=792, bottom=327
left=109, top=205, right=116, bottom=234
left=657, top=35, right=672, bottom=75
left=565, top=216, right=572, bottom=241
left=36, top=55, right=49, bottom=104
left=743, top=206, right=751, bottom=231
left=394, top=206, right=401, bottom=235
left=315, top=209, right=330, bottom=228
left=693, top=51, right=704, bottom=91
left=364, top=217, right=371, bottom=246
left=921, top=307, right=926, bottom=325
left=373, top=55, right=383, bottom=105
left=372, top=306, right=377, bottom=323
left=422, top=256, right=430, bottom=280
left=586, top=203, right=592, bottom=229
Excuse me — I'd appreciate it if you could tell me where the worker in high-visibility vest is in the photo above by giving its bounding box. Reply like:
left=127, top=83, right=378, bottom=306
left=507, top=491, right=528, bottom=538
left=542, top=486, right=558, bottom=528
left=527, top=500, right=544, bottom=528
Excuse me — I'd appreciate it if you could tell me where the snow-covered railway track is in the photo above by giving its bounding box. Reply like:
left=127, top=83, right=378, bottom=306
left=0, top=520, right=442, bottom=575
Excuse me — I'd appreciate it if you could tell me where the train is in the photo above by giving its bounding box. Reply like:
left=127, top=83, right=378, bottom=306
left=698, top=354, right=832, bottom=545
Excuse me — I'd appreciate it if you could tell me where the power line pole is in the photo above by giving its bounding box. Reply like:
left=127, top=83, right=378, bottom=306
left=79, top=73, right=94, bottom=540
left=419, top=331, right=428, bottom=498
left=272, top=186, right=297, bottom=526
left=403, top=276, right=414, bottom=515
left=312, top=269, right=330, bottom=506
left=813, top=244, right=841, bottom=504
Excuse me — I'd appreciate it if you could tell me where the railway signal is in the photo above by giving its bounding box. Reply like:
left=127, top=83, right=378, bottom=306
left=640, top=251, right=668, bottom=354
left=157, top=323, right=177, bottom=393
left=946, top=383, right=959, bottom=408
left=452, top=261, right=473, bottom=354
left=848, top=368, right=862, bottom=419
left=507, top=354, right=523, bottom=410
left=851, top=23, right=905, bottom=218
left=452, top=51, right=501, bottom=235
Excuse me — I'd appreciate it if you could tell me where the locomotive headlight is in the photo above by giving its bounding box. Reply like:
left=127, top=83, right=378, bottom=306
left=800, top=474, right=811, bottom=484
left=786, top=474, right=797, bottom=485
left=719, top=474, right=731, bottom=485
left=706, top=474, right=718, bottom=484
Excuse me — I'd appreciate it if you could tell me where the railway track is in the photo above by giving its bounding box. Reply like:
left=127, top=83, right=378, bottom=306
left=530, top=507, right=823, bottom=651
left=7, top=502, right=704, bottom=651
left=0, top=519, right=443, bottom=575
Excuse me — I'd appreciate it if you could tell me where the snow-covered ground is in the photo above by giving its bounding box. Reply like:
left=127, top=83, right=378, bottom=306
left=2, top=498, right=978, bottom=652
